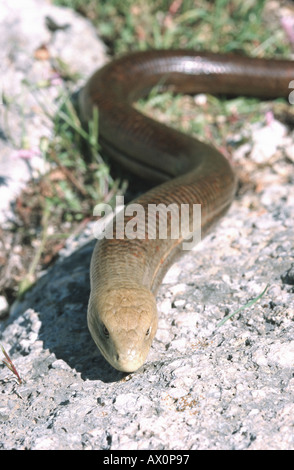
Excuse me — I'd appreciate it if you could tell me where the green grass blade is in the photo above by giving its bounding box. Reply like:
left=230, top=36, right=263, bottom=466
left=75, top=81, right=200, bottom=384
left=216, top=284, right=269, bottom=328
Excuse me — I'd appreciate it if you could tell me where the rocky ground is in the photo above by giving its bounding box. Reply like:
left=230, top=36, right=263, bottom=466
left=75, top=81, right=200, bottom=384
left=0, top=0, right=293, bottom=450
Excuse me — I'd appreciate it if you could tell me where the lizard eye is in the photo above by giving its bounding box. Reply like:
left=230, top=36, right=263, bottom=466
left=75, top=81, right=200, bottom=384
left=102, top=324, right=109, bottom=338
left=146, top=327, right=151, bottom=337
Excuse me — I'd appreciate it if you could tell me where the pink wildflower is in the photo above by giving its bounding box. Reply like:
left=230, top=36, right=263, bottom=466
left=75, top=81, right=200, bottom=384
left=280, top=16, right=294, bottom=45
left=11, top=147, right=41, bottom=160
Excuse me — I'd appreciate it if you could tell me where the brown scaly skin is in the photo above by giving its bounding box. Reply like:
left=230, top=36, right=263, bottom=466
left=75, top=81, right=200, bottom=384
left=80, top=50, right=294, bottom=372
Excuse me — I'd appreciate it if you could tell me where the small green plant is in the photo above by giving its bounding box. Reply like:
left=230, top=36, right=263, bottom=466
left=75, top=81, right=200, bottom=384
left=216, top=284, right=269, bottom=328
left=1, top=345, right=22, bottom=385
left=54, top=0, right=290, bottom=57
